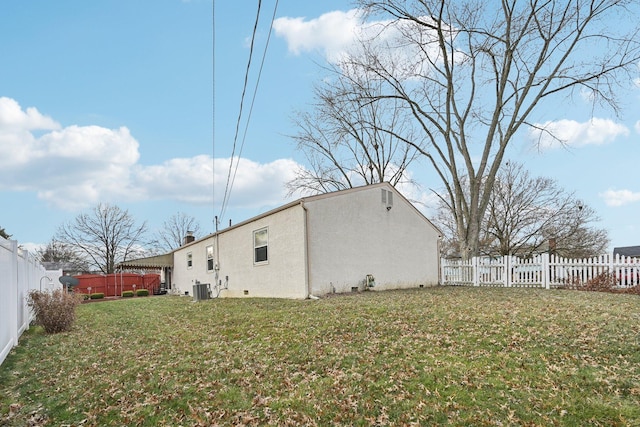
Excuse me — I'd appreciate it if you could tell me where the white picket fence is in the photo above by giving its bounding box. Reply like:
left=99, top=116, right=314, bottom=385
left=0, top=238, right=62, bottom=367
left=441, top=253, right=640, bottom=289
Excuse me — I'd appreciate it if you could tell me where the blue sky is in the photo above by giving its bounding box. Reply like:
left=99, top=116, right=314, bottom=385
left=1, top=0, right=639, bottom=253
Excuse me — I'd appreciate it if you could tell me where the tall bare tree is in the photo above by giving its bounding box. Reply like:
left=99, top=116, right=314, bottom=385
left=37, top=238, right=89, bottom=271
left=347, top=0, right=639, bottom=258
left=287, top=64, right=423, bottom=195
left=436, top=162, right=609, bottom=258
left=151, top=212, right=202, bottom=253
left=56, top=203, right=147, bottom=274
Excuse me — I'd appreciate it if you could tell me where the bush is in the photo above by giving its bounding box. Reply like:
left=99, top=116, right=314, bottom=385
left=27, top=289, right=82, bottom=334
left=90, top=293, right=105, bottom=300
left=136, top=289, right=149, bottom=297
left=122, top=291, right=134, bottom=298
left=564, top=272, right=640, bottom=295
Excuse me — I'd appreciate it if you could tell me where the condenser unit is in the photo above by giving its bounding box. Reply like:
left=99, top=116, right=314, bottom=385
left=193, top=282, right=210, bottom=301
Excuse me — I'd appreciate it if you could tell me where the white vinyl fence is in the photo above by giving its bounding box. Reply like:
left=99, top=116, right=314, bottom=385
left=0, top=238, right=62, bottom=367
left=442, top=253, right=640, bottom=289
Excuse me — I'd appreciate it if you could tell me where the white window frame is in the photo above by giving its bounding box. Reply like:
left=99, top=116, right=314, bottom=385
left=187, top=252, right=193, bottom=269
left=253, top=227, right=268, bottom=265
left=206, top=245, right=214, bottom=272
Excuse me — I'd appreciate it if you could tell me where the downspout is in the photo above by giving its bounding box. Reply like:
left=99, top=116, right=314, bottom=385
left=438, top=235, right=442, bottom=285
left=301, top=201, right=313, bottom=299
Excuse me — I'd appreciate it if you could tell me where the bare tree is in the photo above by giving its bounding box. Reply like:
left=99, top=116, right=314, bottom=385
left=151, top=212, right=202, bottom=253
left=436, top=162, right=609, bottom=258
left=348, top=0, right=639, bottom=258
left=287, top=64, right=423, bottom=195
left=55, top=203, right=147, bottom=274
left=37, top=238, right=89, bottom=271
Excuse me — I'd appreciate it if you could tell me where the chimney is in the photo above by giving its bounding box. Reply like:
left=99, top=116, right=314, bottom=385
left=183, top=231, right=195, bottom=246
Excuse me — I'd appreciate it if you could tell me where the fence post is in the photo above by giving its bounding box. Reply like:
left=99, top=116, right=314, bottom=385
left=473, top=256, right=479, bottom=287
left=610, top=253, right=616, bottom=287
left=9, top=240, right=19, bottom=347
left=542, top=252, right=550, bottom=289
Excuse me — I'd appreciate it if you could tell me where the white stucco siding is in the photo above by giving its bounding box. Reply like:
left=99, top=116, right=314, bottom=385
left=171, top=238, right=217, bottom=295
left=305, top=185, right=440, bottom=296
left=217, top=205, right=308, bottom=299
left=172, top=204, right=308, bottom=299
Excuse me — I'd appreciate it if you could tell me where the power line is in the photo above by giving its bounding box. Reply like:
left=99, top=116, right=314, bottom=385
left=218, top=0, right=263, bottom=222
left=212, top=0, right=217, bottom=232
left=218, top=0, right=280, bottom=223
left=225, top=0, right=280, bottom=221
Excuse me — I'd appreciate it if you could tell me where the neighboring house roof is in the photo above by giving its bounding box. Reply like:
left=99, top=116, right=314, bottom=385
left=179, top=182, right=442, bottom=250
left=42, top=261, right=75, bottom=271
left=117, top=253, right=174, bottom=269
left=613, top=246, right=640, bottom=258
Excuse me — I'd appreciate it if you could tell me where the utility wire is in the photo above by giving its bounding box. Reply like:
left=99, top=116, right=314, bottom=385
left=224, top=0, right=280, bottom=221
left=212, top=0, right=217, bottom=232
left=218, top=0, right=263, bottom=222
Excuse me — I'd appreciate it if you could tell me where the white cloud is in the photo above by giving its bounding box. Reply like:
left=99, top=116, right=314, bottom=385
left=579, top=88, right=597, bottom=103
left=0, top=99, right=141, bottom=209
left=0, top=97, right=60, bottom=131
left=135, top=155, right=214, bottom=204
left=274, top=9, right=447, bottom=79
left=0, top=97, right=301, bottom=212
left=214, top=157, right=300, bottom=208
left=600, top=189, right=640, bottom=207
left=273, top=9, right=364, bottom=62
left=529, top=118, right=629, bottom=150
left=134, top=156, right=300, bottom=209
left=635, top=120, right=640, bottom=134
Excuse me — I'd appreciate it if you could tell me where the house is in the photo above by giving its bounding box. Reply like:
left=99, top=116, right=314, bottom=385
left=613, top=246, right=640, bottom=258
left=170, top=183, right=441, bottom=299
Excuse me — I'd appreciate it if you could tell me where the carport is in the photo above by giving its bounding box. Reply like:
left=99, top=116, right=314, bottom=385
left=117, top=253, right=174, bottom=294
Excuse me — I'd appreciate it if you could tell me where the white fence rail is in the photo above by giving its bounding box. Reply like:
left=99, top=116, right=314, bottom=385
left=0, top=238, right=62, bottom=367
left=442, top=253, right=640, bottom=289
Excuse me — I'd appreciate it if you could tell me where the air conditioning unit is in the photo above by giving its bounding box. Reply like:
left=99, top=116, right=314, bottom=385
left=193, top=282, right=210, bottom=301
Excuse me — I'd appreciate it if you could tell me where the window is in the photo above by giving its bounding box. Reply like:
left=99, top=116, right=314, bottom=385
left=206, top=245, right=214, bottom=272
left=253, top=228, right=268, bottom=264
left=187, top=252, right=193, bottom=269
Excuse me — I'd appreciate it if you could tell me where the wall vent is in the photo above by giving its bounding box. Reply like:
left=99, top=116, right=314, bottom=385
left=382, top=189, right=393, bottom=209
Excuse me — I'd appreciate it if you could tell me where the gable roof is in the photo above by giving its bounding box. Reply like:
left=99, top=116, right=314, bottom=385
left=613, top=246, right=640, bottom=258
left=180, top=182, right=441, bottom=250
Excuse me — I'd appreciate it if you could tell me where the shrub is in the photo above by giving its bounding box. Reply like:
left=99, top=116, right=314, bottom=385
left=89, top=293, right=105, bottom=300
left=136, top=289, right=149, bottom=297
left=122, top=291, right=134, bottom=298
left=564, top=272, right=640, bottom=295
left=27, top=289, right=82, bottom=334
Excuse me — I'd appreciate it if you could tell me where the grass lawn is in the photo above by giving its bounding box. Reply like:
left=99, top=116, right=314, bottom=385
left=1, top=287, right=640, bottom=426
